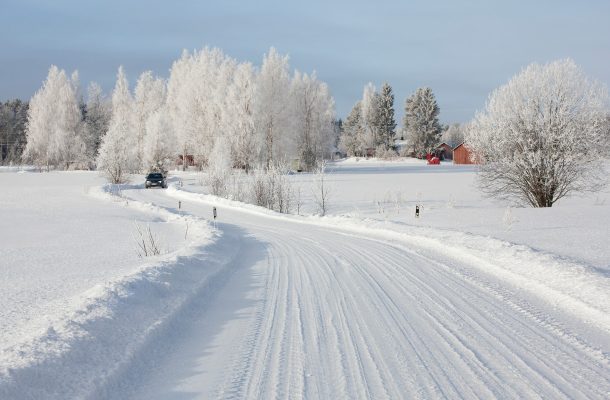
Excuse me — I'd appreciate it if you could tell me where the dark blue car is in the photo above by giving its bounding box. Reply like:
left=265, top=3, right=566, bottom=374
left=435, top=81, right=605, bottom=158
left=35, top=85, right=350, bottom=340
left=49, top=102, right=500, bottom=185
left=145, top=172, right=167, bottom=189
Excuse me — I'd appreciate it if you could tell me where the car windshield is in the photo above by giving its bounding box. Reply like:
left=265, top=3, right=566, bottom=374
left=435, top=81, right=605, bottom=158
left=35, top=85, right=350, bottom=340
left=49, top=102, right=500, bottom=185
left=147, top=173, right=163, bottom=179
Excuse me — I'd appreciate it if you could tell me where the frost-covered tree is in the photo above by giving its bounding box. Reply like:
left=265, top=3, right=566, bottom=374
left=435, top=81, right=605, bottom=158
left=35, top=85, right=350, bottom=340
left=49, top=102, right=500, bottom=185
left=339, top=101, right=365, bottom=156
left=227, top=62, right=258, bottom=171
left=361, top=83, right=382, bottom=148
left=23, top=65, right=84, bottom=170
left=143, top=109, right=175, bottom=172
left=166, top=50, right=196, bottom=170
left=378, top=82, right=396, bottom=149
left=403, top=87, right=442, bottom=156
left=290, top=71, right=336, bottom=170
left=96, top=66, right=136, bottom=183
left=467, top=59, right=609, bottom=207
left=206, top=135, right=232, bottom=196
left=83, top=82, right=110, bottom=165
left=255, top=47, right=291, bottom=167
left=134, top=71, right=166, bottom=171
left=166, top=47, right=235, bottom=169
left=441, top=123, right=464, bottom=148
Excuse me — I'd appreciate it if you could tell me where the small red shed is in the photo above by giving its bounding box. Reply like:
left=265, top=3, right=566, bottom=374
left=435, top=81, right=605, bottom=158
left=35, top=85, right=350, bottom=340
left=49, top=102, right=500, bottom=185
left=453, top=143, right=477, bottom=164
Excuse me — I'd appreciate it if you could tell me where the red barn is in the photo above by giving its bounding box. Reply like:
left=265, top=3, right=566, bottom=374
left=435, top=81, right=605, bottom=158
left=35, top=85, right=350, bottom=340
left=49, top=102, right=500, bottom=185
left=453, top=143, right=477, bottom=164
left=436, top=143, right=453, bottom=160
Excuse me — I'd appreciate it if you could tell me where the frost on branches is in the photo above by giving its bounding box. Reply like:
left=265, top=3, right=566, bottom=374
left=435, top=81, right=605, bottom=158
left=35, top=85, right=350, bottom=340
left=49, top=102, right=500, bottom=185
left=339, top=82, right=396, bottom=158
left=403, top=87, right=442, bottom=157
left=23, top=66, right=85, bottom=170
left=96, top=67, right=136, bottom=184
left=467, top=59, right=608, bottom=207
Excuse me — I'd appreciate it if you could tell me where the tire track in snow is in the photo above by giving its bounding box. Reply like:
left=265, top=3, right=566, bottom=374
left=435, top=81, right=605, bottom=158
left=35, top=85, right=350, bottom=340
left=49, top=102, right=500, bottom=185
left=122, top=188, right=610, bottom=400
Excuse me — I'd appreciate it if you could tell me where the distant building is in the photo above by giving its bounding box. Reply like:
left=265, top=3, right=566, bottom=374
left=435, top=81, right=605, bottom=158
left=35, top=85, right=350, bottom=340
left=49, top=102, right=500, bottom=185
left=453, top=143, right=477, bottom=164
left=177, top=154, right=195, bottom=167
left=436, top=143, right=453, bottom=160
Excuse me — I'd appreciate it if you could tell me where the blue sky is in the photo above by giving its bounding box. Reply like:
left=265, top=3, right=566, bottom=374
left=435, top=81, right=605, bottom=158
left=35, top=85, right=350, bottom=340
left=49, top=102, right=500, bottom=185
left=1, top=0, right=609, bottom=123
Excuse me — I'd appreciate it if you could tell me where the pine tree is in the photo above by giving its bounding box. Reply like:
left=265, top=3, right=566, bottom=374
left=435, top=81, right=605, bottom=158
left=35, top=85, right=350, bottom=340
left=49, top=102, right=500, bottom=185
left=378, top=83, right=396, bottom=149
left=83, top=82, right=110, bottom=166
left=339, top=101, right=365, bottom=157
left=0, top=100, right=29, bottom=164
left=403, top=87, right=441, bottom=156
left=96, top=66, right=136, bottom=183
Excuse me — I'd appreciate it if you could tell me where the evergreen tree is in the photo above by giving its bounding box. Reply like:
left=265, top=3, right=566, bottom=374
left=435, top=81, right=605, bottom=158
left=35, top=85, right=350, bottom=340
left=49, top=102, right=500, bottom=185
left=339, top=101, right=365, bottom=156
left=403, top=87, right=441, bottom=156
left=378, top=83, right=396, bottom=149
left=0, top=100, right=28, bottom=164
left=83, top=82, right=110, bottom=166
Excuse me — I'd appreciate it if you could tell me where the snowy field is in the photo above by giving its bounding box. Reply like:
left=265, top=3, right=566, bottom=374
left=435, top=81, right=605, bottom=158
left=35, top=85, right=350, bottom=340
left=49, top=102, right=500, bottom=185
left=1, top=160, right=609, bottom=398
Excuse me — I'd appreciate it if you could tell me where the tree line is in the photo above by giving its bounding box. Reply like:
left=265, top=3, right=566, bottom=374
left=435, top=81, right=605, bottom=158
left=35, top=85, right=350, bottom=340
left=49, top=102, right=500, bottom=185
left=20, top=47, right=338, bottom=182
left=339, top=82, right=464, bottom=159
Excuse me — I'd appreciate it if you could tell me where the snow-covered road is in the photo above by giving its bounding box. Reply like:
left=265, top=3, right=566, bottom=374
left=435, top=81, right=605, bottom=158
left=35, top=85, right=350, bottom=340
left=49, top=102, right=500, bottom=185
left=115, top=187, right=610, bottom=399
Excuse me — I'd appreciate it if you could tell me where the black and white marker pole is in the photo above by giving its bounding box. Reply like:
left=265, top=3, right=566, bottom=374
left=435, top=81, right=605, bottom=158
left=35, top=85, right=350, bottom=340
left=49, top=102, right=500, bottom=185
left=213, top=206, right=217, bottom=229
left=415, top=204, right=420, bottom=218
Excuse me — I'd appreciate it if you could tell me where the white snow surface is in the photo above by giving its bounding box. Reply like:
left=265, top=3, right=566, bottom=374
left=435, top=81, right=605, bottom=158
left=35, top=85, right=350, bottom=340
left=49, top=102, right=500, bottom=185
left=1, top=161, right=610, bottom=399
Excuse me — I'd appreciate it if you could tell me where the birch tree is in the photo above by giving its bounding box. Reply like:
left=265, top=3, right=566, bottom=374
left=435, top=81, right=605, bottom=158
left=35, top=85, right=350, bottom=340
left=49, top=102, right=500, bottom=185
left=227, top=62, right=258, bottom=171
left=23, top=65, right=84, bottom=170
left=134, top=71, right=166, bottom=171
left=96, top=66, right=136, bottom=183
left=290, top=71, right=336, bottom=170
left=255, top=47, right=291, bottom=167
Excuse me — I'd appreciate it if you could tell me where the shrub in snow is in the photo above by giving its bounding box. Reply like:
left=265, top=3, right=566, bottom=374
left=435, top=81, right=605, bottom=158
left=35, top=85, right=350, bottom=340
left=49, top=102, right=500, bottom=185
left=375, top=144, right=398, bottom=160
left=205, top=137, right=232, bottom=197
left=466, top=59, right=609, bottom=207
left=246, top=162, right=294, bottom=213
left=132, top=222, right=162, bottom=257
left=312, top=161, right=331, bottom=216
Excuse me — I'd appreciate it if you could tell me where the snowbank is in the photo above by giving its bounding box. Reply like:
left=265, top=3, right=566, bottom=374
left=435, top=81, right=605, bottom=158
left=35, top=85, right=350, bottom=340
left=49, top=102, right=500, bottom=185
left=0, top=177, right=240, bottom=399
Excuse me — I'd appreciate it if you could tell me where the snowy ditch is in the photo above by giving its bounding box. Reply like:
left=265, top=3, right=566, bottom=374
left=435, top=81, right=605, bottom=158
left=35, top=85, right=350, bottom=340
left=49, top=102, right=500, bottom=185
left=0, top=183, right=239, bottom=399
left=167, top=185, right=610, bottom=337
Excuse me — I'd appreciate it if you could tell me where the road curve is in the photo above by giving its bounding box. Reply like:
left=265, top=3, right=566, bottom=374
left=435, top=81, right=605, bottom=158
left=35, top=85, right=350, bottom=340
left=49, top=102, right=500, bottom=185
left=116, top=187, right=610, bottom=400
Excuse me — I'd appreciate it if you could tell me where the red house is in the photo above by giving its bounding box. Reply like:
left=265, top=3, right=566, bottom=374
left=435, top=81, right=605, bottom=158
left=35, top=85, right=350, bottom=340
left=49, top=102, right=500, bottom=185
left=177, top=154, right=195, bottom=167
left=453, top=143, right=477, bottom=164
